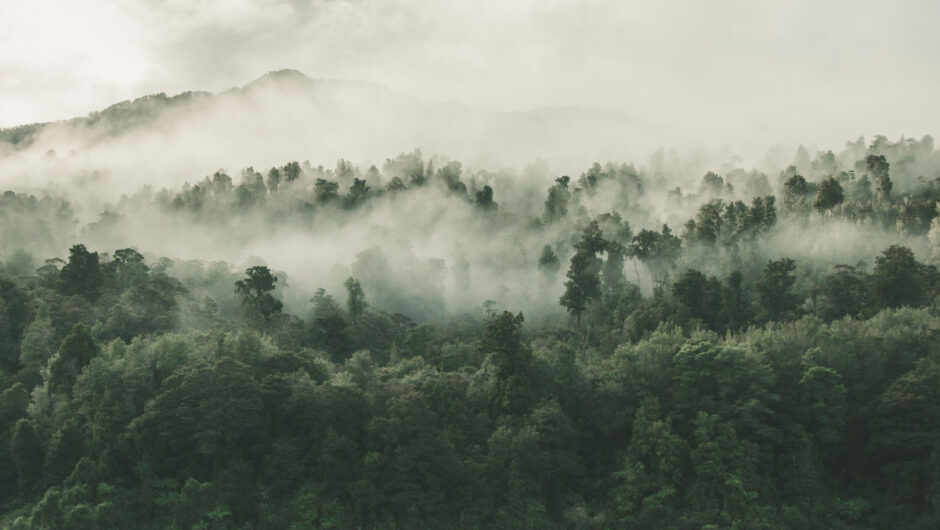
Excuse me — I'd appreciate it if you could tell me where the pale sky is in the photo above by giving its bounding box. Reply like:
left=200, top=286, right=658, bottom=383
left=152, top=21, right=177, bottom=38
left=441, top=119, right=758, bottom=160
left=1, top=0, right=938, bottom=149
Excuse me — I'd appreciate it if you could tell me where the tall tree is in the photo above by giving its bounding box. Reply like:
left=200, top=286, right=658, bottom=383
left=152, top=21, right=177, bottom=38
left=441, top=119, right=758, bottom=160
left=481, top=311, right=532, bottom=415
left=235, top=266, right=283, bottom=324
left=560, top=251, right=601, bottom=326
left=543, top=176, right=571, bottom=223
left=872, top=245, right=927, bottom=308
left=9, top=419, right=43, bottom=500
left=757, top=258, right=800, bottom=321
left=560, top=222, right=606, bottom=325
left=47, top=323, right=98, bottom=396
left=813, top=176, right=844, bottom=212
left=59, top=244, right=102, bottom=299
left=783, top=173, right=811, bottom=211
left=866, top=154, right=892, bottom=200
left=344, top=277, right=368, bottom=324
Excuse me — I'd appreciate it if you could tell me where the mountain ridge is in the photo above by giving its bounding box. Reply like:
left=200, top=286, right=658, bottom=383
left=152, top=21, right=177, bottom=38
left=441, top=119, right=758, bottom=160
left=0, top=69, right=630, bottom=151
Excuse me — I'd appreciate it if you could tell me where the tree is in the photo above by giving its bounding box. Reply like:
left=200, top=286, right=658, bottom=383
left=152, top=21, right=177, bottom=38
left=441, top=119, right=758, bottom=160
left=629, top=225, right=681, bottom=290
left=9, top=419, right=43, bottom=500
left=757, top=258, right=800, bottom=321
left=266, top=167, right=281, bottom=192
left=574, top=221, right=606, bottom=255
left=818, top=265, right=871, bottom=321
left=344, top=277, right=368, bottom=324
left=344, top=178, right=370, bottom=209
left=282, top=161, right=302, bottom=182
left=59, top=244, right=102, bottom=299
left=866, top=154, right=892, bottom=200
left=721, top=271, right=752, bottom=332
left=475, top=185, right=496, bottom=210
left=615, top=398, right=684, bottom=523
left=235, top=266, right=283, bottom=324
left=47, top=323, right=98, bottom=396
left=672, top=269, right=722, bottom=331
left=543, top=176, right=570, bottom=223
left=481, top=311, right=533, bottom=415
left=537, top=245, right=560, bottom=276
left=813, top=177, right=844, bottom=212
left=309, top=288, right=351, bottom=363
left=783, top=173, right=811, bottom=211
left=872, top=245, right=927, bottom=308
left=110, top=247, right=149, bottom=290
left=314, top=179, right=340, bottom=204
left=0, top=278, right=29, bottom=372
left=560, top=251, right=601, bottom=326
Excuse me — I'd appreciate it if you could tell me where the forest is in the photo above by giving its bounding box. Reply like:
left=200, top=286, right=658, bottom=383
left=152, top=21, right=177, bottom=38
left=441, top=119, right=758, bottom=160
left=1, top=134, right=940, bottom=528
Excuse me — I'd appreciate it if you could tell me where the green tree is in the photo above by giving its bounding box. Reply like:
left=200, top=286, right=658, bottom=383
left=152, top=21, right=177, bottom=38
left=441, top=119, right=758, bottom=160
left=10, top=419, right=43, bottom=500
left=59, top=244, right=102, bottom=300
left=866, top=154, right=892, bottom=200
left=783, top=173, right=811, bottom=211
left=872, top=245, right=929, bottom=308
left=818, top=265, right=871, bottom=320
left=481, top=311, right=533, bottom=416
left=235, top=266, right=283, bottom=324
left=47, top=323, right=98, bottom=396
left=0, top=278, right=29, bottom=372
left=757, top=258, right=800, bottom=321
left=344, top=277, right=368, bottom=324
left=560, top=250, right=601, bottom=326
left=615, top=398, right=684, bottom=523
left=813, top=176, right=844, bottom=211
left=721, top=271, right=752, bottom=332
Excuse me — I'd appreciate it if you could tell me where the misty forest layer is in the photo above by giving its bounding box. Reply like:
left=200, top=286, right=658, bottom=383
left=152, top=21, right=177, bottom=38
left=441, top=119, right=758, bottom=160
left=2, top=133, right=940, bottom=528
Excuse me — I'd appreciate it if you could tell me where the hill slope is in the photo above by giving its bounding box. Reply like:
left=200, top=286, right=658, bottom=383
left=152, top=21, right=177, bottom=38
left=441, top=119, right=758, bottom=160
left=0, top=70, right=643, bottom=190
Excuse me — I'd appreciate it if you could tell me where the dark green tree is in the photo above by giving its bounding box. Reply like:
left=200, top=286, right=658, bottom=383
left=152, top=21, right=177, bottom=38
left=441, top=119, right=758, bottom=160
left=813, top=176, right=844, bottom=211
left=872, top=245, right=927, bottom=308
left=783, top=173, right=811, bottom=211
left=475, top=185, right=496, bottom=210
left=47, top=323, right=98, bottom=396
left=818, top=265, right=871, bottom=320
left=59, top=244, right=102, bottom=299
left=560, top=251, right=601, bottom=326
left=757, top=258, right=800, bottom=321
left=235, top=266, right=283, bottom=324
left=866, top=154, right=892, bottom=200
left=10, top=419, right=43, bottom=500
left=721, top=271, right=752, bottom=332
left=481, top=311, right=533, bottom=415
left=344, top=277, right=368, bottom=324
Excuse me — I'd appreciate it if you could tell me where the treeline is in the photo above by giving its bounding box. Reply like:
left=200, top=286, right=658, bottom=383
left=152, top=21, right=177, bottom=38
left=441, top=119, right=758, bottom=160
left=1, top=243, right=940, bottom=527
left=2, top=135, right=940, bottom=527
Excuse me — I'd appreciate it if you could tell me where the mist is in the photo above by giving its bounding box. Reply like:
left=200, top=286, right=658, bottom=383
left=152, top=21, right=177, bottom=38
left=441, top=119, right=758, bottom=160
left=3, top=125, right=938, bottom=325
left=4, top=3, right=940, bottom=527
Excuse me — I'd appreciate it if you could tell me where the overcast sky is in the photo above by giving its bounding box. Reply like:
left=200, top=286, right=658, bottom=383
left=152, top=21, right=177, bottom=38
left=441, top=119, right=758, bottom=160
left=1, top=0, right=938, bottom=150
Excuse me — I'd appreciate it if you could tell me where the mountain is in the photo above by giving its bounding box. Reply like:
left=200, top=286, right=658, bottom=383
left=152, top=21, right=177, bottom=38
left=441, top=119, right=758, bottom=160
left=0, top=70, right=646, bottom=189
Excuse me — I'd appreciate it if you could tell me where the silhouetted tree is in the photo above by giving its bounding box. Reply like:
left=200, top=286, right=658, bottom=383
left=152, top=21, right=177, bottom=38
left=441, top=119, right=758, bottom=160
left=235, top=266, right=282, bottom=324
left=344, top=277, right=368, bottom=324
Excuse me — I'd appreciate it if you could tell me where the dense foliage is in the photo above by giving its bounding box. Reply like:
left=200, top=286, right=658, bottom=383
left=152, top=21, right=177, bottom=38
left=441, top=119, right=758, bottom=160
left=2, top=135, right=940, bottom=528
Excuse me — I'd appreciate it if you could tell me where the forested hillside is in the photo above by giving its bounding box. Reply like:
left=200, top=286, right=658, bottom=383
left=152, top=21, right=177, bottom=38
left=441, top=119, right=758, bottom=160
left=2, top=135, right=940, bottom=528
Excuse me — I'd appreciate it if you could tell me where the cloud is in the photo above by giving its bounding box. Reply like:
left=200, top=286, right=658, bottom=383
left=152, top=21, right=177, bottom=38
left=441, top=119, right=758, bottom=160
left=2, top=0, right=939, bottom=151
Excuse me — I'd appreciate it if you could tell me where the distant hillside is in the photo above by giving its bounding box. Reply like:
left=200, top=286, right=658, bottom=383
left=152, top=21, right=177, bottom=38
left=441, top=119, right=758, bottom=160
left=0, top=91, right=212, bottom=150
left=0, top=69, right=644, bottom=187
